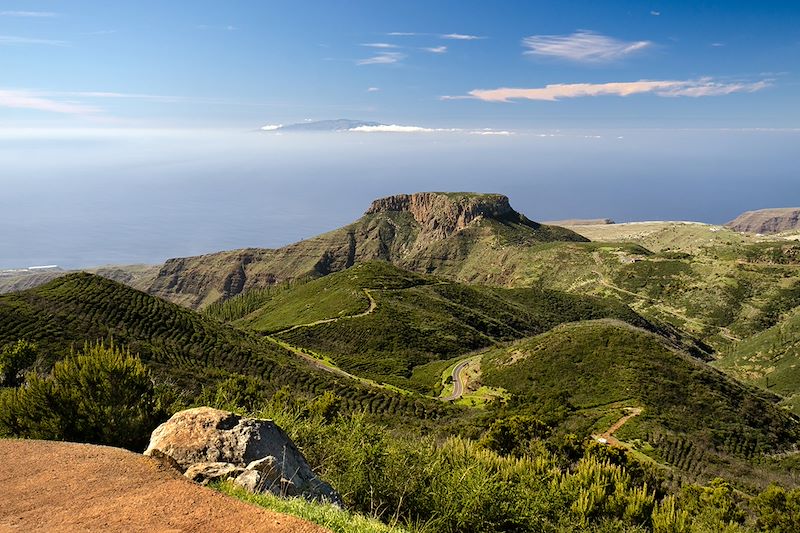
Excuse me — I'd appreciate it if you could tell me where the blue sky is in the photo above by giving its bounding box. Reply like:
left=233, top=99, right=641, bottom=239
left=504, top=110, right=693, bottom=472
left=2, top=0, right=799, bottom=130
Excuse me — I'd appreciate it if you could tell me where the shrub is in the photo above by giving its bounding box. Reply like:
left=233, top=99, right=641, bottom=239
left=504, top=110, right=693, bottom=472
left=0, top=339, right=37, bottom=387
left=0, top=343, right=159, bottom=450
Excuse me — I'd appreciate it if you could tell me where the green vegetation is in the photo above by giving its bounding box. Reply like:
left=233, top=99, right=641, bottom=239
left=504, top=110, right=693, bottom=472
left=0, top=339, right=37, bottom=387
left=0, top=343, right=159, bottom=450
left=715, top=308, right=800, bottom=412
left=0, top=273, right=449, bottom=421
left=216, top=482, right=408, bottom=533
left=481, top=321, right=800, bottom=488
left=209, top=392, right=800, bottom=533
left=228, top=262, right=656, bottom=392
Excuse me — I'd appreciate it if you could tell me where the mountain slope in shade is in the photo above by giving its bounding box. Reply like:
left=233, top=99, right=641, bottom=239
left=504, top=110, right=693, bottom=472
left=727, top=207, right=800, bottom=235
left=148, top=192, right=588, bottom=309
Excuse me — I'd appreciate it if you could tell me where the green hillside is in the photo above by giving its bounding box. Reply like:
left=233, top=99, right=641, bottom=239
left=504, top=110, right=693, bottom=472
left=480, top=320, right=800, bottom=487
left=212, top=262, right=698, bottom=394
left=0, top=273, right=445, bottom=419
left=716, top=307, right=800, bottom=413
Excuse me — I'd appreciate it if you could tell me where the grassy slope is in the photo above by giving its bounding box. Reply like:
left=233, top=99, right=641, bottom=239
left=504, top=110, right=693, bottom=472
left=480, top=320, right=800, bottom=487
left=0, top=273, right=446, bottom=419
left=225, top=262, right=663, bottom=393
left=715, top=307, right=800, bottom=413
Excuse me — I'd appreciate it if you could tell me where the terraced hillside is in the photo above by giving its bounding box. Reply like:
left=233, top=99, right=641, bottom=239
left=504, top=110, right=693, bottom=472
left=209, top=262, right=702, bottom=394
left=0, top=273, right=445, bottom=419
left=480, top=320, right=800, bottom=488
left=147, top=192, right=588, bottom=309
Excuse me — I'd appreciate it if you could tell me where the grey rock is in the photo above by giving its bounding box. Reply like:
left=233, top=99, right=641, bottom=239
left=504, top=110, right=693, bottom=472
left=145, top=407, right=341, bottom=504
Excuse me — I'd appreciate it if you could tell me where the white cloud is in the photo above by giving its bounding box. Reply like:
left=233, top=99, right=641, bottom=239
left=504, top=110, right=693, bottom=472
left=469, top=130, right=513, bottom=136
left=445, top=78, right=771, bottom=102
left=350, top=124, right=441, bottom=133
left=367, top=87, right=381, bottom=92
left=349, top=124, right=513, bottom=135
left=260, top=124, right=282, bottom=131
left=441, top=33, right=484, bottom=40
left=0, top=89, right=99, bottom=115
left=0, top=35, right=68, bottom=46
left=0, top=11, right=57, bottom=17
left=387, top=32, right=417, bottom=36
left=361, top=42, right=399, bottom=48
left=357, top=52, right=405, bottom=65
left=423, top=45, right=447, bottom=53
left=650, top=10, right=661, bottom=16
left=711, top=42, right=725, bottom=47
left=522, top=30, right=651, bottom=63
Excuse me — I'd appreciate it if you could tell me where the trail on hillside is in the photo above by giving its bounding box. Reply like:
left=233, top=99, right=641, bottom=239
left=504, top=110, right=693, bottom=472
left=272, top=289, right=377, bottom=336
left=590, top=252, right=740, bottom=342
left=265, top=288, right=377, bottom=378
left=592, top=407, right=643, bottom=447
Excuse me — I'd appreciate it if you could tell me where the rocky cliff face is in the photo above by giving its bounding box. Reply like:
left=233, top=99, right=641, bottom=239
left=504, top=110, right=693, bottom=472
left=365, top=192, right=516, bottom=240
left=726, top=208, right=800, bottom=235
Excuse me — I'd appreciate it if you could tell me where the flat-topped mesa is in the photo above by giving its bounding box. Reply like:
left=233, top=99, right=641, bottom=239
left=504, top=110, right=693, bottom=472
left=726, top=207, right=800, bottom=235
left=365, top=192, right=516, bottom=239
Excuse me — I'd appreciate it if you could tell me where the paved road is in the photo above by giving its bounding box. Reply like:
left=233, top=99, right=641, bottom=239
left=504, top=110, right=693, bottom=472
left=443, top=360, right=470, bottom=401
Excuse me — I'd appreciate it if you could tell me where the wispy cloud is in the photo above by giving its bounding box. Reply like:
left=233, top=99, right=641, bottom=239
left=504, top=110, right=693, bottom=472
left=711, top=42, right=725, bottom=47
left=422, top=45, right=447, bottom=53
left=367, top=87, right=381, bottom=92
left=357, top=51, right=406, bottom=65
left=441, top=33, right=484, bottom=40
left=650, top=10, right=661, bottom=16
left=522, top=30, right=651, bottom=63
left=361, top=42, right=399, bottom=49
left=0, top=35, right=68, bottom=46
left=444, top=78, right=771, bottom=102
left=0, top=11, right=57, bottom=17
left=0, top=89, right=99, bottom=115
left=387, top=32, right=417, bottom=36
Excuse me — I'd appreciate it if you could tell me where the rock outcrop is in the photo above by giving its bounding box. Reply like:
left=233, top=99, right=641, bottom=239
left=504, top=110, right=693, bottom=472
left=726, top=208, right=800, bottom=235
left=365, top=192, right=515, bottom=240
left=144, top=407, right=340, bottom=504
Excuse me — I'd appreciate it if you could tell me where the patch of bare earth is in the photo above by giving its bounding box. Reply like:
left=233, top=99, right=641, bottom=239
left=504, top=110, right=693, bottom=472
left=0, top=439, right=329, bottom=533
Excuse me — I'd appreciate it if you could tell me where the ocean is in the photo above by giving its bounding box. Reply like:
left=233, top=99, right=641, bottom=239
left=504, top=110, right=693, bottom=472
left=1, top=128, right=797, bottom=270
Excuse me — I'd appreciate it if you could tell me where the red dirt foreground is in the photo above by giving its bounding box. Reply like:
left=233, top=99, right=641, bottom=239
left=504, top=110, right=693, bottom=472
left=0, top=439, right=330, bottom=533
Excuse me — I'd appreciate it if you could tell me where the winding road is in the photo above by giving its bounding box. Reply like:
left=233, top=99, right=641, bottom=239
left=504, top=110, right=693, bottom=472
left=443, top=360, right=470, bottom=401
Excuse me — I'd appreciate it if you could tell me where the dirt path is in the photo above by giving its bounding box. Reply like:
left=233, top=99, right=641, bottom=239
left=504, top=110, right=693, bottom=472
left=273, top=289, right=377, bottom=336
left=593, top=407, right=643, bottom=447
left=0, top=439, right=328, bottom=533
left=265, top=288, right=378, bottom=380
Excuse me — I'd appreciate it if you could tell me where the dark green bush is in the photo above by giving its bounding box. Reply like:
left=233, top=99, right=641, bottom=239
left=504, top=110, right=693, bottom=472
left=0, top=339, right=37, bottom=387
left=0, top=343, right=159, bottom=450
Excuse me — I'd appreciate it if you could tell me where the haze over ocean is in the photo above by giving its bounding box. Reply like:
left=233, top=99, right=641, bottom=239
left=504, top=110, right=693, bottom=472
left=1, top=128, right=797, bottom=270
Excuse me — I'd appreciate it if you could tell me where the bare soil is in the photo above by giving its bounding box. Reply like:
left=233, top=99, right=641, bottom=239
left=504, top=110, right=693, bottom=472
left=0, top=439, right=329, bottom=533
